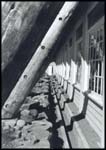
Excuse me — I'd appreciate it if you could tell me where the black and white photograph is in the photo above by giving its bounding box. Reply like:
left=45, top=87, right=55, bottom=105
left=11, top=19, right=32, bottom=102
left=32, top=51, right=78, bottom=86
left=1, top=1, right=105, bottom=149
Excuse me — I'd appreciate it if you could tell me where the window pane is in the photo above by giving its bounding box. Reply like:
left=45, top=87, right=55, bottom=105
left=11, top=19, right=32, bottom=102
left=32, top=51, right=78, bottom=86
left=88, top=24, right=104, bottom=95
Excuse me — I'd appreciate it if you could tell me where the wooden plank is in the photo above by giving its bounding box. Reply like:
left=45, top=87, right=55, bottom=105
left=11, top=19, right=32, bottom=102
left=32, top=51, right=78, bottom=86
left=87, top=103, right=103, bottom=123
left=86, top=109, right=102, bottom=134
left=86, top=108, right=102, bottom=130
left=86, top=115, right=102, bottom=138
left=88, top=100, right=103, bottom=116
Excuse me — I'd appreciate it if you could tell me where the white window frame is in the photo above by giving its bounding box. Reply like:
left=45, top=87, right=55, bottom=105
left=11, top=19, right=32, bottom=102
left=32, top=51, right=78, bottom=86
left=76, top=37, right=83, bottom=85
left=88, top=17, right=104, bottom=97
left=75, top=21, right=83, bottom=88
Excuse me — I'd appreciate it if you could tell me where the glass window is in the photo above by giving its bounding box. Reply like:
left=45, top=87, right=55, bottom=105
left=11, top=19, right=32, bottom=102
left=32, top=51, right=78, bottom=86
left=88, top=24, right=104, bottom=95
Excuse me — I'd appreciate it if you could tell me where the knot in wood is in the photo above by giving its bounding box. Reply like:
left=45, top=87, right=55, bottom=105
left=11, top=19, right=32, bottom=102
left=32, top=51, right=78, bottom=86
left=41, top=45, right=45, bottom=49
left=23, top=75, right=27, bottom=79
left=59, top=17, right=62, bottom=20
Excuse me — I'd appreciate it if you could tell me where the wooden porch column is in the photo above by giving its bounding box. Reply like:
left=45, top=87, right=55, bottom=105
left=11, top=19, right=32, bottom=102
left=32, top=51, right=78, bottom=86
left=2, top=2, right=78, bottom=119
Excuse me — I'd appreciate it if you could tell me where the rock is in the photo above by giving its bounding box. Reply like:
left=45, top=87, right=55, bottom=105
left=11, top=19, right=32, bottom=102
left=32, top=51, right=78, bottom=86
left=12, top=138, right=25, bottom=148
left=29, top=109, right=38, bottom=118
left=32, top=96, right=39, bottom=102
left=37, top=112, right=48, bottom=120
left=39, top=95, right=49, bottom=108
left=32, top=120, right=52, bottom=129
left=16, top=119, right=25, bottom=129
left=15, top=141, right=36, bottom=148
left=13, top=129, right=22, bottom=139
left=16, top=139, right=50, bottom=148
left=20, top=115, right=34, bottom=123
left=20, top=109, right=35, bottom=123
left=33, top=139, right=50, bottom=148
left=22, top=132, right=37, bottom=143
left=42, top=85, right=49, bottom=89
left=14, top=122, right=51, bottom=148
left=2, top=125, right=10, bottom=131
left=22, top=120, right=52, bottom=139
left=2, top=119, right=17, bottom=129
left=20, top=129, right=28, bottom=140
left=31, top=87, right=42, bottom=95
left=20, top=109, right=30, bottom=116
left=31, top=127, right=50, bottom=140
left=19, top=104, right=30, bottom=111
left=2, top=127, right=16, bottom=148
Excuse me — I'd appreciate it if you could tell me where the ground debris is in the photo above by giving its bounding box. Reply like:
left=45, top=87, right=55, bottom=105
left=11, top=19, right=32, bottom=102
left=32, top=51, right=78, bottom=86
left=2, top=74, right=64, bottom=148
left=2, top=74, right=52, bottom=148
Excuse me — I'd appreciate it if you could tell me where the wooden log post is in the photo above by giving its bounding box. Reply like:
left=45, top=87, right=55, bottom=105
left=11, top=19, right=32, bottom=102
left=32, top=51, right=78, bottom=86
left=2, top=2, right=78, bottom=119
left=2, top=2, right=46, bottom=71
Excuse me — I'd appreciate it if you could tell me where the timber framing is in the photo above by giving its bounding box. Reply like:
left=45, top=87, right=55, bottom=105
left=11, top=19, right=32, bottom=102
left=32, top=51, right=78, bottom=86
left=2, top=2, right=78, bottom=119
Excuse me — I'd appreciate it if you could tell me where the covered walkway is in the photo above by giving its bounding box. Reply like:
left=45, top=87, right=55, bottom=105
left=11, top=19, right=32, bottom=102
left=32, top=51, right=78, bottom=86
left=1, top=1, right=105, bottom=149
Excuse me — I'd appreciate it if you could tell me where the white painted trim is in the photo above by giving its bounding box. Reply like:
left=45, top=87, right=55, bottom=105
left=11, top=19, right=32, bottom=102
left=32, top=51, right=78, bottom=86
left=87, top=92, right=103, bottom=108
left=74, top=83, right=81, bottom=92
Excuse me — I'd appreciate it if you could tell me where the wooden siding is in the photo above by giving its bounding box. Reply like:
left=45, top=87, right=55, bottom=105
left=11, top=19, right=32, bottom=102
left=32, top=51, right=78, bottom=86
left=51, top=2, right=104, bottom=148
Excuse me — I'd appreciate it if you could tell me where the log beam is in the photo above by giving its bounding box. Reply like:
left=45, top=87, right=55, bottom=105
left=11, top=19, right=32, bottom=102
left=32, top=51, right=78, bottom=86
left=2, top=2, right=78, bottom=119
left=2, top=2, right=46, bottom=71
